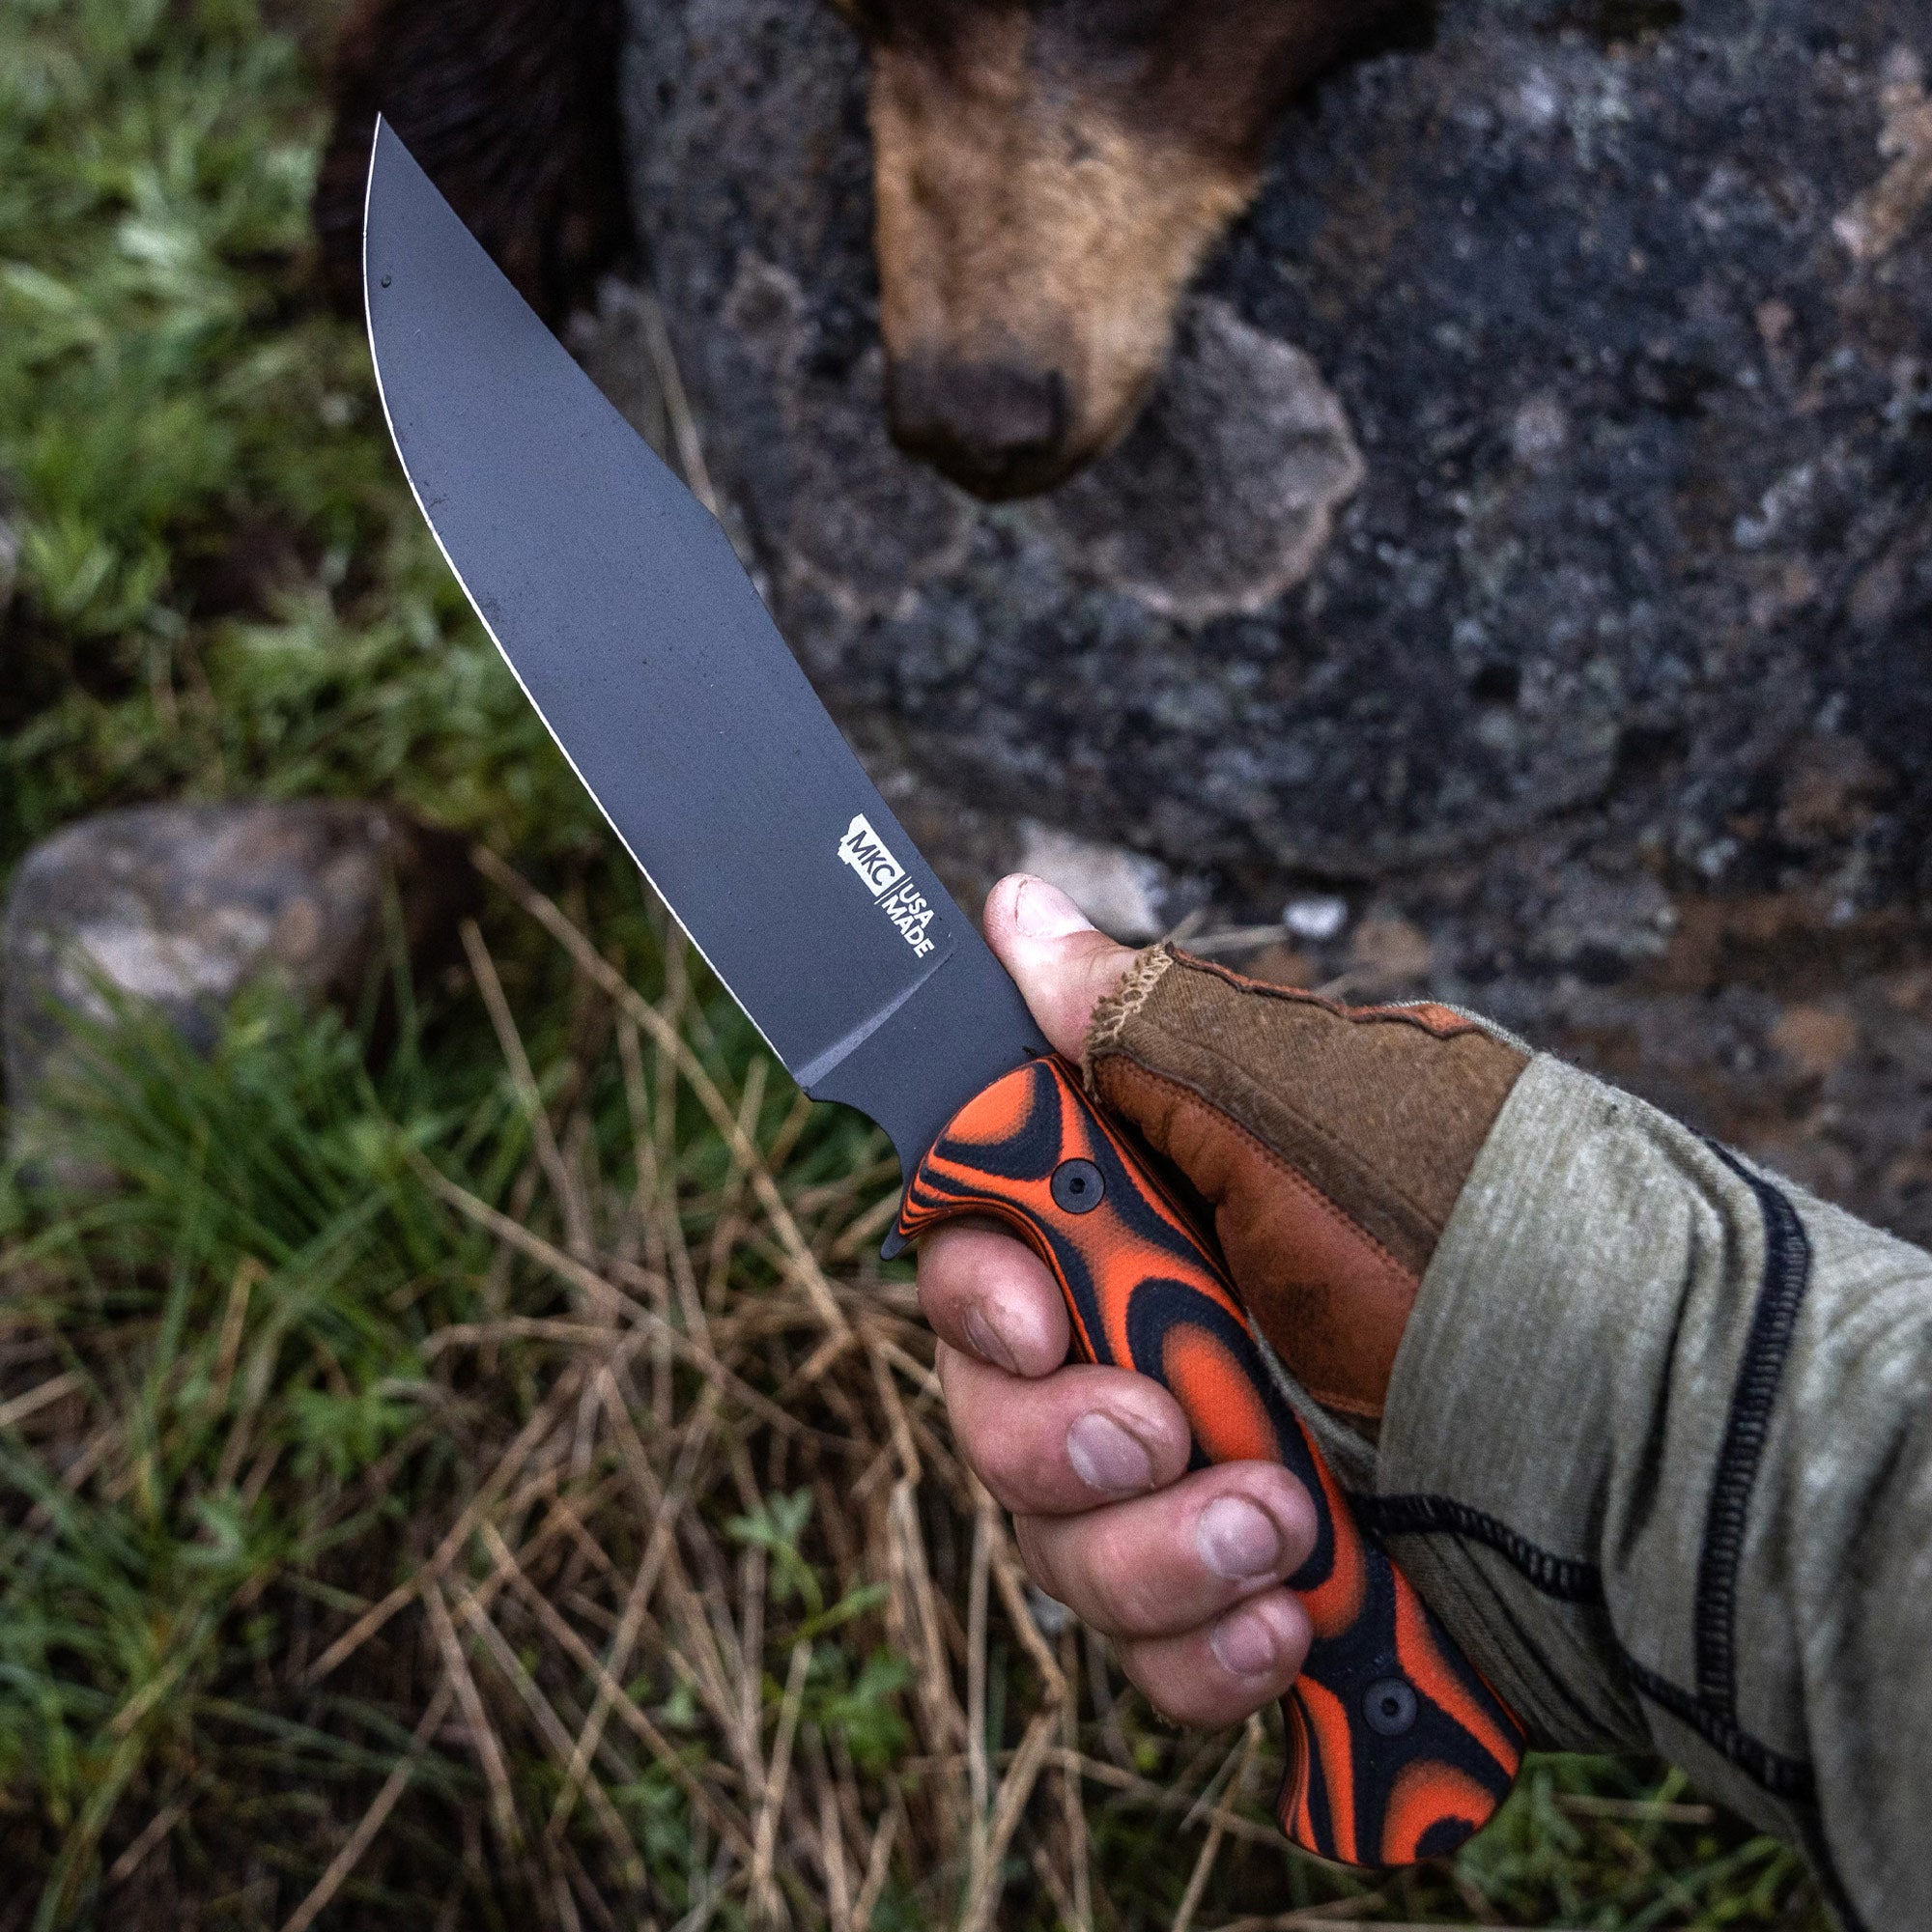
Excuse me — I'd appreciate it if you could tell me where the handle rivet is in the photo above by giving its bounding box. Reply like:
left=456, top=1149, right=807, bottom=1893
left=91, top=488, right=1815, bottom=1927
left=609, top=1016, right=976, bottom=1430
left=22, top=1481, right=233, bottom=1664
left=1050, top=1158, right=1105, bottom=1214
left=380, top=273, right=391, bottom=287
left=1362, top=1677, right=1418, bottom=1737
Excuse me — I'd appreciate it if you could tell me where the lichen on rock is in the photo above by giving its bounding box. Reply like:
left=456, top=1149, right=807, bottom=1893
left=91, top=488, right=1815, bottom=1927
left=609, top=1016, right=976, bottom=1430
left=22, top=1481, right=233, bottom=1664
left=616, top=0, right=1932, bottom=1240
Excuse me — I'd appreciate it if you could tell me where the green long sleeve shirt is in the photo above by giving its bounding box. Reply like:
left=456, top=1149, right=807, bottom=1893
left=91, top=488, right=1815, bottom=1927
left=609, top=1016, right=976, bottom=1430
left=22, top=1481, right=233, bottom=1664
left=1284, top=1054, right=1929, bottom=1930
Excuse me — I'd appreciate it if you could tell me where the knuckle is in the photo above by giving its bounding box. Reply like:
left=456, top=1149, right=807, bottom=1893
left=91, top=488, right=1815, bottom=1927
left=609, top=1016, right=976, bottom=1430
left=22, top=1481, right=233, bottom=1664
left=1013, top=1516, right=1065, bottom=1603
left=1117, top=1646, right=1241, bottom=1731
left=968, top=1433, right=1031, bottom=1510
left=1077, top=1515, right=1171, bottom=1635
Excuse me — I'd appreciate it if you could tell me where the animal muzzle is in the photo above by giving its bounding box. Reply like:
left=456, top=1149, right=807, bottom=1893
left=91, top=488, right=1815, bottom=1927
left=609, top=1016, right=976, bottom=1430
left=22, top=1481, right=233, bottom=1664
left=885, top=355, right=1075, bottom=499
left=866, top=25, right=1260, bottom=501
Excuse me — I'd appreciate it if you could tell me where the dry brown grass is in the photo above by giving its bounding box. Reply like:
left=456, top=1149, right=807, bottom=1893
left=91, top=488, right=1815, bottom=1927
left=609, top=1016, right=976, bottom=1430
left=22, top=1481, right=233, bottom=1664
left=256, top=852, right=1277, bottom=1931
left=0, top=846, right=1828, bottom=1928
left=251, top=858, right=1819, bottom=1930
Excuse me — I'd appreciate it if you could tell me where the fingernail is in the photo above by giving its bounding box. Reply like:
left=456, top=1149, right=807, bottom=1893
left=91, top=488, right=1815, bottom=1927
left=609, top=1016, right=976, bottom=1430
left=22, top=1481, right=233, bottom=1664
left=1196, top=1495, right=1283, bottom=1580
left=1065, top=1412, right=1153, bottom=1494
left=963, top=1306, right=1020, bottom=1375
left=1013, top=877, right=1094, bottom=941
left=1208, top=1604, right=1280, bottom=1679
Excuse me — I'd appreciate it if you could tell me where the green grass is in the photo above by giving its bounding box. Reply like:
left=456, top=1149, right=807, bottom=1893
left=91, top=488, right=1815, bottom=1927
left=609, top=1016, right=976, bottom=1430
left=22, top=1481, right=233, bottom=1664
left=0, top=0, right=596, bottom=871
left=0, top=1, right=1833, bottom=1926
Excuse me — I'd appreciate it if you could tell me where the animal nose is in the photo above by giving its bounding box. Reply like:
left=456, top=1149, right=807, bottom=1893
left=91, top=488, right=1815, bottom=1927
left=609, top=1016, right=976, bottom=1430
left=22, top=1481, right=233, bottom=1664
left=885, top=356, right=1072, bottom=499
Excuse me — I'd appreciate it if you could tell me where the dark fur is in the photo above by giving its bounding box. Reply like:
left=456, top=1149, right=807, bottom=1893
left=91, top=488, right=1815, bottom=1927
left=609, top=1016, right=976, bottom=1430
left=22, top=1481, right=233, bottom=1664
left=315, top=0, right=628, bottom=323
left=316, top=0, right=1402, bottom=489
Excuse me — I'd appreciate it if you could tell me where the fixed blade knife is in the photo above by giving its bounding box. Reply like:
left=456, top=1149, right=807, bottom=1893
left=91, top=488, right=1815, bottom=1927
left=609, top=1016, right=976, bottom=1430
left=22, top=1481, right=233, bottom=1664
left=362, top=119, right=1522, bottom=1867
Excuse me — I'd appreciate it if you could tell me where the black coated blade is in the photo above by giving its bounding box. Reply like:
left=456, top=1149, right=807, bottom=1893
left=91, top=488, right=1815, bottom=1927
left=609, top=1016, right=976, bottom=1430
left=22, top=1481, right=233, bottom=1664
left=363, top=122, right=1043, bottom=1173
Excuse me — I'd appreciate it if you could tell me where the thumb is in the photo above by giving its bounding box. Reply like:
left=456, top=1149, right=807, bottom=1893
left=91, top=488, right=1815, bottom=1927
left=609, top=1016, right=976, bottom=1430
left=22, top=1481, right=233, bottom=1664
left=983, top=874, right=1138, bottom=1060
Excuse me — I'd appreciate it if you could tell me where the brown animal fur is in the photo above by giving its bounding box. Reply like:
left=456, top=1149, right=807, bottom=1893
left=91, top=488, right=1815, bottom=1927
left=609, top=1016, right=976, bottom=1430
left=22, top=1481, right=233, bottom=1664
left=317, top=0, right=1400, bottom=493
left=859, top=0, right=1400, bottom=497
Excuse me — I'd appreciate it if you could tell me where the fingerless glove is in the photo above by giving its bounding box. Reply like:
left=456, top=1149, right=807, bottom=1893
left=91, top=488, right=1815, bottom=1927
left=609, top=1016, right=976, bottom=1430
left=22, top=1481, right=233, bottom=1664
left=1084, top=947, right=1528, bottom=1420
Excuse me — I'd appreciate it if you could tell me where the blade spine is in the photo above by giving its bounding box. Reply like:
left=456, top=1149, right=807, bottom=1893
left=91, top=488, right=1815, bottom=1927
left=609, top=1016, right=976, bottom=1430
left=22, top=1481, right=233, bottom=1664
left=361, top=118, right=796, bottom=1074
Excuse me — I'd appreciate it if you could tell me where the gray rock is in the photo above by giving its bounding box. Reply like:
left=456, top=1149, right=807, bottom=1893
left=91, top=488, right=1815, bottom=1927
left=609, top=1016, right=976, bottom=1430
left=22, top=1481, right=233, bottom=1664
left=4, top=802, right=471, bottom=1181
left=1034, top=301, right=1363, bottom=624
left=1283, top=894, right=1350, bottom=944
left=622, top=0, right=1931, bottom=883
left=619, top=0, right=1932, bottom=1245
left=1531, top=868, right=1679, bottom=973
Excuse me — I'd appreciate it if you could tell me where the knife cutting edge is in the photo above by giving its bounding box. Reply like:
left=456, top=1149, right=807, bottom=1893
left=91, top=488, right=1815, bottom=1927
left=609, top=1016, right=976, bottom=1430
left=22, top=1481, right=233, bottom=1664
left=362, top=118, right=1524, bottom=1866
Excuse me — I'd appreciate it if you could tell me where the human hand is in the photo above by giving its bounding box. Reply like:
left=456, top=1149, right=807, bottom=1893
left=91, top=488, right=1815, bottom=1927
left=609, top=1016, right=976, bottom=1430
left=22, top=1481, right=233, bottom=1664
left=917, top=875, right=1318, bottom=1726
left=919, top=870, right=1528, bottom=1728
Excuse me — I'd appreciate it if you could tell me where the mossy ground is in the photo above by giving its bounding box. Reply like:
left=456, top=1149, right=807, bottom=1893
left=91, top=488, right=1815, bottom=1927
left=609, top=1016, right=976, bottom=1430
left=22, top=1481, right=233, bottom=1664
left=0, top=4, right=1831, bottom=1925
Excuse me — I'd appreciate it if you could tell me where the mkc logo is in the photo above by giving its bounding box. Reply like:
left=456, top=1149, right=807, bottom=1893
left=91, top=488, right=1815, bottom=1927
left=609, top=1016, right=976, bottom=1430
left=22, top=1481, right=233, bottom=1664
left=838, top=813, right=936, bottom=957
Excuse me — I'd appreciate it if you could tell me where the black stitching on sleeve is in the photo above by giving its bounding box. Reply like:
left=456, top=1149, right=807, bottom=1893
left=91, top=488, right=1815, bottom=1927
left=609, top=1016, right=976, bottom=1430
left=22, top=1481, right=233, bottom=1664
left=1358, top=1493, right=1605, bottom=1603
left=1695, top=1142, right=1813, bottom=1717
left=1616, top=1654, right=1814, bottom=1802
left=1796, top=1811, right=1872, bottom=1932
left=1362, top=1151, right=1840, bottom=1902
left=1359, top=1492, right=1825, bottom=1825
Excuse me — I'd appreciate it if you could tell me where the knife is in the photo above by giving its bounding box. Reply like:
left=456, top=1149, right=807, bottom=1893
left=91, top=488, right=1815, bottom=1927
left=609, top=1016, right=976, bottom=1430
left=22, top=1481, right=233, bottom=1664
left=362, top=119, right=1523, bottom=1867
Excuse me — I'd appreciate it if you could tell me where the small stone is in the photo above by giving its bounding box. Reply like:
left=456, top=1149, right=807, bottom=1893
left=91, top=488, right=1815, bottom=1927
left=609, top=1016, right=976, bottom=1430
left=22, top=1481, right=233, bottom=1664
left=4, top=801, right=472, bottom=1186
left=1015, top=822, right=1167, bottom=942
left=1282, top=894, right=1350, bottom=943
left=1535, top=870, right=1679, bottom=975
left=1033, top=299, right=1364, bottom=621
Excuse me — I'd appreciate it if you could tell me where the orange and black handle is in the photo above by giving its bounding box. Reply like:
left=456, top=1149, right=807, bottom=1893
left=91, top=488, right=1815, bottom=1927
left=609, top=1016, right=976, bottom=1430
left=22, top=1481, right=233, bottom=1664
left=893, top=1054, right=1523, bottom=1868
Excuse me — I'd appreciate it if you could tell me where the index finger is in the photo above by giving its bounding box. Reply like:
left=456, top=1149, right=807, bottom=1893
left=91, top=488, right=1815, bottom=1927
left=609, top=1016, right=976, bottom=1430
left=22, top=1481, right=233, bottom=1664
left=917, top=1220, right=1070, bottom=1378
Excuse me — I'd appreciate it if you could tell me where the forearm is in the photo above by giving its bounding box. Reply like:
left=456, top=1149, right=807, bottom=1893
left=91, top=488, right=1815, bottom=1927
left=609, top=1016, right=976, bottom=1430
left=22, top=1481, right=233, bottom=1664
left=1371, top=1054, right=1932, bottom=1930
left=1001, top=924, right=1928, bottom=1923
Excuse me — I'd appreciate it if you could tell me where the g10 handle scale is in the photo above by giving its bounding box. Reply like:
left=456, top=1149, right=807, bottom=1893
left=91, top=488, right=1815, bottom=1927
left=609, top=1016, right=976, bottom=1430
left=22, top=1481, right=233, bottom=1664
left=893, top=1054, right=1523, bottom=1868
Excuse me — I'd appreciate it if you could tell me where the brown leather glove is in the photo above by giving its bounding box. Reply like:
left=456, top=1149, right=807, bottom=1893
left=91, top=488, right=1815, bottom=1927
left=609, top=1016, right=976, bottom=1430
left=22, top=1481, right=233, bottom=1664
left=1084, top=947, right=1529, bottom=1422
